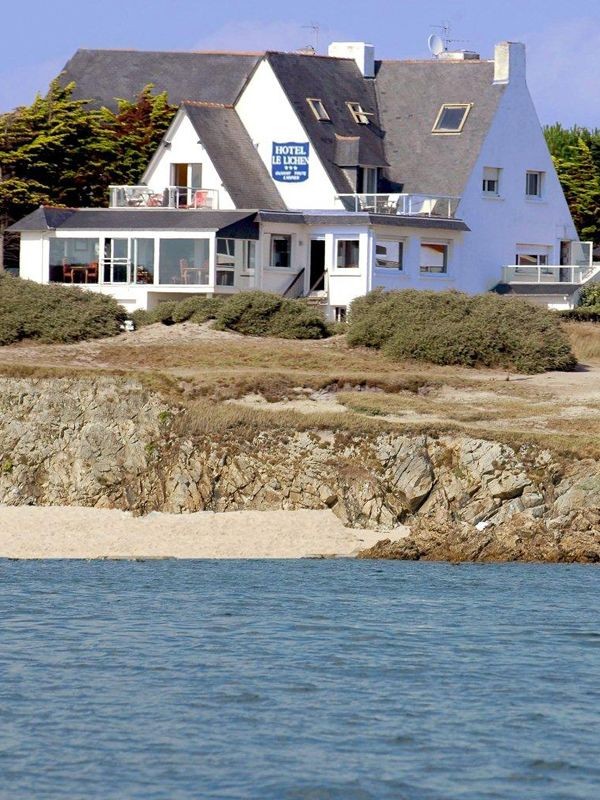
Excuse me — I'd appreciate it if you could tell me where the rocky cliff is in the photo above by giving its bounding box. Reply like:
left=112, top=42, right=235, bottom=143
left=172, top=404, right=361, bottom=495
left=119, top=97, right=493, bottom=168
left=0, top=377, right=598, bottom=562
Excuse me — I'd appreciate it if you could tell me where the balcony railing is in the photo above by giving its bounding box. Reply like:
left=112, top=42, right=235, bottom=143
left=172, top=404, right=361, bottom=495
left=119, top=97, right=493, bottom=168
left=502, top=265, right=600, bottom=285
left=336, top=193, right=460, bottom=218
left=109, top=185, right=219, bottom=210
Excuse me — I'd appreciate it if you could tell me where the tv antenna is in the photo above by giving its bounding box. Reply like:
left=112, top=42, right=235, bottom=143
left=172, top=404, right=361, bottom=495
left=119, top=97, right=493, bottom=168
left=428, top=21, right=468, bottom=56
left=302, top=22, right=320, bottom=53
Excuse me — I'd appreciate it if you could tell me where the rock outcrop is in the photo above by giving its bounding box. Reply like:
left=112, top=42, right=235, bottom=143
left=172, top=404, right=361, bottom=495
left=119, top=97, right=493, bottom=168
left=0, top=376, right=598, bottom=562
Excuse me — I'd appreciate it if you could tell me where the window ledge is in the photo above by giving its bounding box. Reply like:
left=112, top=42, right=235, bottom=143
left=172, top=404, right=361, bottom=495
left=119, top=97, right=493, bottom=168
left=481, top=194, right=504, bottom=201
left=418, top=273, right=453, bottom=279
left=525, top=197, right=546, bottom=204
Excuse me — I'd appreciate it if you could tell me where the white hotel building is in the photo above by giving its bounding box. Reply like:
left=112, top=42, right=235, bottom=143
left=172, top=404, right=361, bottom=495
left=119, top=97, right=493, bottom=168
left=10, top=40, right=597, bottom=317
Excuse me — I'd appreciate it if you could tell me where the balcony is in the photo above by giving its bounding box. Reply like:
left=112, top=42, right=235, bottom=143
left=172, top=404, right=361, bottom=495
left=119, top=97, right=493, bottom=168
left=109, top=185, right=219, bottom=210
left=502, top=265, right=600, bottom=285
left=336, top=193, right=460, bottom=218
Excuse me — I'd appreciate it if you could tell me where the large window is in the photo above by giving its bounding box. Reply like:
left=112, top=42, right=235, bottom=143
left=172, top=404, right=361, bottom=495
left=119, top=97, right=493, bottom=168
left=432, top=104, right=471, bottom=133
left=375, top=239, right=403, bottom=270
left=102, top=238, right=155, bottom=284
left=357, top=167, right=378, bottom=194
left=49, top=238, right=100, bottom=284
left=159, top=239, right=210, bottom=285
left=336, top=239, right=360, bottom=269
left=420, top=242, right=448, bottom=274
left=270, top=235, right=292, bottom=267
left=526, top=171, right=543, bottom=198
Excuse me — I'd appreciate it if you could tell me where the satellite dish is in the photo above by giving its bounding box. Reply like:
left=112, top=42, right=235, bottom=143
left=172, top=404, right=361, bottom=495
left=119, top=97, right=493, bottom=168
left=428, top=33, right=444, bottom=56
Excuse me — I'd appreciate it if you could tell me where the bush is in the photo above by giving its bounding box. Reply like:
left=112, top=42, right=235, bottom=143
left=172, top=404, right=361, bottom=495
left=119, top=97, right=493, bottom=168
left=131, top=296, right=225, bottom=328
left=214, top=291, right=330, bottom=339
left=347, top=289, right=576, bottom=373
left=578, top=283, right=600, bottom=307
left=559, top=305, right=600, bottom=323
left=0, top=273, right=126, bottom=345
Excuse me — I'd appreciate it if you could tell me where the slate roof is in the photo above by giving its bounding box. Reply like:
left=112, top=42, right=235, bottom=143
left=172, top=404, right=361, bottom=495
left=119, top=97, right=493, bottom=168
left=60, top=49, right=261, bottom=109
left=6, top=206, right=77, bottom=231
left=183, top=102, right=285, bottom=210
left=8, top=208, right=260, bottom=239
left=9, top=206, right=468, bottom=235
left=375, top=60, right=505, bottom=196
left=257, top=210, right=469, bottom=231
left=266, top=52, right=388, bottom=194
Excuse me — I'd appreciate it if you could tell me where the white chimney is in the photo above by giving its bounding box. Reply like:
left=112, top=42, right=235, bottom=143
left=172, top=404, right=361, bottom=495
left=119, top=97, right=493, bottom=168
left=494, top=41, right=526, bottom=84
left=328, top=42, right=375, bottom=78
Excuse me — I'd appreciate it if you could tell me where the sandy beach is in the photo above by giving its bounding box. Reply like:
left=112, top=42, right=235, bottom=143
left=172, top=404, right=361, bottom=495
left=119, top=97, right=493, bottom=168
left=0, top=505, right=396, bottom=559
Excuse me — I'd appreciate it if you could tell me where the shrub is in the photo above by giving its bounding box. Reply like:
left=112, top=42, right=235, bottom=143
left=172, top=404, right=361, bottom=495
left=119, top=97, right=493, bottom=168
left=347, top=289, right=576, bottom=373
left=578, top=283, right=600, bottom=307
left=559, top=305, right=600, bottom=323
left=214, top=291, right=330, bottom=339
left=131, top=296, right=225, bottom=328
left=0, top=273, right=126, bottom=345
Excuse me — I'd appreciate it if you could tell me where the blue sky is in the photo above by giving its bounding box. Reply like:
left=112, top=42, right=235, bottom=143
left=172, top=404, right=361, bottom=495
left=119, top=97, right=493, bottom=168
left=2, top=0, right=599, bottom=126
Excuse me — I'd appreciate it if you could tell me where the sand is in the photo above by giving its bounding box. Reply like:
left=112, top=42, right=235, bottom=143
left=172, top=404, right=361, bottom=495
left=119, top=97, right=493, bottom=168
left=0, top=506, right=400, bottom=560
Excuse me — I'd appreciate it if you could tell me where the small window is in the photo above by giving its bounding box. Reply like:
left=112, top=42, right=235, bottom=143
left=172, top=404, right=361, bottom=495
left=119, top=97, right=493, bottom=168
left=244, top=240, right=256, bottom=271
left=420, top=242, right=448, bottom=274
left=526, top=171, right=543, bottom=198
left=516, top=253, right=548, bottom=266
left=482, top=167, right=501, bottom=196
left=375, top=240, right=404, bottom=270
left=270, top=234, right=292, bottom=268
left=347, top=102, right=372, bottom=125
left=336, top=239, right=360, bottom=269
left=307, top=98, right=330, bottom=122
left=334, top=306, right=347, bottom=323
left=432, top=104, right=472, bottom=133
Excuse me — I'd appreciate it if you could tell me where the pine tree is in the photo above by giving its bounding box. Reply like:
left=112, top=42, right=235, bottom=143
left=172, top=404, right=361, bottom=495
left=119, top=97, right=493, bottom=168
left=552, top=138, right=600, bottom=243
left=0, top=82, right=175, bottom=267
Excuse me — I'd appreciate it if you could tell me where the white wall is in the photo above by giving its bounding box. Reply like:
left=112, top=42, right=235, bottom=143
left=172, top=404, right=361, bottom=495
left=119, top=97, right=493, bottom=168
left=19, top=233, right=46, bottom=282
left=236, top=59, right=342, bottom=210
left=258, top=222, right=308, bottom=295
left=457, top=68, right=577, bottom=293
left=143, top=112, right=236, bottom=210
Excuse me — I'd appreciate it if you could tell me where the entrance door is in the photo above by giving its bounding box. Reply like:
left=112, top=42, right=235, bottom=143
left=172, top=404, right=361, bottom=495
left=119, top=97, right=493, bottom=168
left=309, top=239, right=326, bottom=292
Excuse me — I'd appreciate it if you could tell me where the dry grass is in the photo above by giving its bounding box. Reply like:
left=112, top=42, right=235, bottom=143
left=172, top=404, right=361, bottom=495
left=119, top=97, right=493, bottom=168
left=563, top=321, right=600, bottom=363
left=0, top=320, right=599, bottom=459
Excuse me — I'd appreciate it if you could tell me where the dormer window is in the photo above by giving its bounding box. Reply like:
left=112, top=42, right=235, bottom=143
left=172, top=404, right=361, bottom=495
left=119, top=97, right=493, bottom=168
left=347, top=102, right=372, bottom=125
left=432, top=104, right=472, bottom=133
left=307, top=98, right=330, bottom=121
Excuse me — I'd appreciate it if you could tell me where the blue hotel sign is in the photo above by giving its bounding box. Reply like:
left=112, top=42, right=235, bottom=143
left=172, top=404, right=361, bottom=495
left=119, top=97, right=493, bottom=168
left=271, top=142, right=310, bottom=183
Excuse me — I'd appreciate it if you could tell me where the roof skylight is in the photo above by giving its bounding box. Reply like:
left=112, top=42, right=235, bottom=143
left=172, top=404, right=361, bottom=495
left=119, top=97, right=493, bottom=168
left=346, top=102, right=372, bottom=125
left=307, top=98, right=331, bottom=122
left=432, top=104, right=472, bottom=133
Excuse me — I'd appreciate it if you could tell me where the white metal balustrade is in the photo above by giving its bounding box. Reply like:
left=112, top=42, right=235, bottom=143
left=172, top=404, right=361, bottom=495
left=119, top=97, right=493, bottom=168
left=109, top=185, right=219, bottom=209
left=335, top=193, right=460, bottom=218
left=502, top=264, right=600, bottom=285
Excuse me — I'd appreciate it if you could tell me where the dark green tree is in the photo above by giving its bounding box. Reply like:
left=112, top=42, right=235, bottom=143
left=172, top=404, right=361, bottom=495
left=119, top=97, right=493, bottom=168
left=0, top=81, right=175, bottom=267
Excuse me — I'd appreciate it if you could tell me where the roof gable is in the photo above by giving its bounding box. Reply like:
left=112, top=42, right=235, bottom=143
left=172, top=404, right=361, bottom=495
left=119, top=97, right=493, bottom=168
left=266, top=52, right=388, bottom=194
left=183, top=102, right=286, bottom=210
left=375, top=60, right=505, bottom=196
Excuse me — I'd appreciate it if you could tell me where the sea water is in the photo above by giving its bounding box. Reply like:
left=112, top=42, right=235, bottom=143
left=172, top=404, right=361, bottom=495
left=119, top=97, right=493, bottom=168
left=0, top=560, right=598, bottom=799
